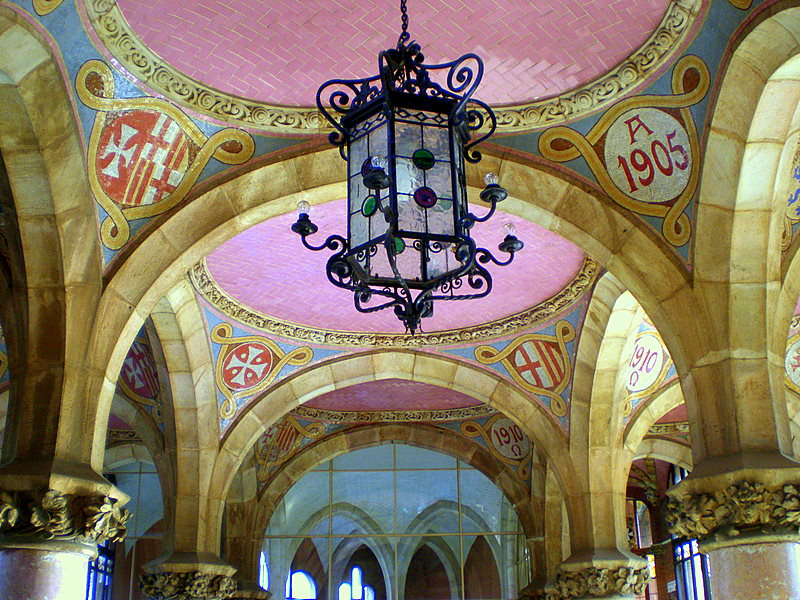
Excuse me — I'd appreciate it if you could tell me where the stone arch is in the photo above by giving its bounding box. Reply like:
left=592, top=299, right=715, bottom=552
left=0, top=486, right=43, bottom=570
left=693, top=5, right=800, bottom=461
left=0, top=6, right=103, bottom=475
left=570, top=271, right=627, bottom=457
left=256, top=424, right=537, bottom=541
left=634, top=438, right=692, bottom=472
left=149, top=278, right=218, bottom=554
left=110, top=394, right=166, bottom=459
left=623, top=382, right=685, bottom=458
left=580, top=284, right=653, bottom=555
left=104, top=442, right=154, bottom=471
left=88, top=139, right=709, bottom=474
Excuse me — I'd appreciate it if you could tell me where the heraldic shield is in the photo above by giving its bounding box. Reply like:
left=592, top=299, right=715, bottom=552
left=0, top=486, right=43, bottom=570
left=475, top=320, right=576, bottom=417
left=212, top=323, right=313, bottom=420
left=77, top=60, right=255, bottom=251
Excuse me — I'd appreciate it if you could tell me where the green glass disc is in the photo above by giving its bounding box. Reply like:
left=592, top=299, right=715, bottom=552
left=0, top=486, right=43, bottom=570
left=361, top=195, right=378, bottom=217
left=412, top=148, right=435, bottom=170
left=394, top=237, right=406, bottom=254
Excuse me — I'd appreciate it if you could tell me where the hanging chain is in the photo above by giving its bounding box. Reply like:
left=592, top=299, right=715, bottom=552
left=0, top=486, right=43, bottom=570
left=398, top=0, right=410, bottom=46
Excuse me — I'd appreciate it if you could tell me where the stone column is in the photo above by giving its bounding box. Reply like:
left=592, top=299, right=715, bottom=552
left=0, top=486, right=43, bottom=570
left=0, top=486, right=129, bottom=600
left=225, top=501, right=270, bottom=599
left=666, top=464, right=800, bottom=600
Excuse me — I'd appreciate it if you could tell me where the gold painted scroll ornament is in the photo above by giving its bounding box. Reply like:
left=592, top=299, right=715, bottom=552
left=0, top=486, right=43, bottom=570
left=539, top=55, right=709, bottom=247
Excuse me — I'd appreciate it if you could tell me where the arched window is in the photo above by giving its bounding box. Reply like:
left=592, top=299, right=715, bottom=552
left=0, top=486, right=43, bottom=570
left=259, top=552, right=269, bottom=590
left=339, top=566, right=374, bottom=600
left=286, top=570, right=317, bottom=600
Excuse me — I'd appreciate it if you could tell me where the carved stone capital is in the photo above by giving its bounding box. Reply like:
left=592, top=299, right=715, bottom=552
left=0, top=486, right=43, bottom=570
left=0, top=487, right=129, bottom=546
left=553, top=566, right=649, bottom=599
left=140, top=571, right=237, bottom=600
left=666, top=481, right=800, bottom=543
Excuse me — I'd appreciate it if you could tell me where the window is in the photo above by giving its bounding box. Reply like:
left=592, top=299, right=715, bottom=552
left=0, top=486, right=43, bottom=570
left=674, top=539, right=711, bottom=600
left=286, top=570, right=317, bottom=600
left=85, top=540, right=115, bottom=600
left=339, top=566, right=374, bottom=600
left=262, top=444, right=523, bottom=600
left=259, top=552, right=269, bottom=590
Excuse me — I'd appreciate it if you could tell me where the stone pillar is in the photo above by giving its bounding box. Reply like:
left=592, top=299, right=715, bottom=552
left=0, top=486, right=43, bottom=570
left=225, top=501, right=270, bottom=599
left=703, top=537, right=800, bottom=600
left=0, top=486, right=129, bottom=600
left=550, top=552, right=648, bottom=600
left=0, top=541, right=95, bottom=600
left=666, top=465, right=800, bottom=600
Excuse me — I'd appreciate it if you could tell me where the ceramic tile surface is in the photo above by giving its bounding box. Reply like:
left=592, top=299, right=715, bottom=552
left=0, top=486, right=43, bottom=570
left=116, top=0, right=669, bottom=106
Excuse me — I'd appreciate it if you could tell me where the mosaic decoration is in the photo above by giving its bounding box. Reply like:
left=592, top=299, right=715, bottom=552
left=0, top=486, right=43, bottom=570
left=474, top=320, right=576, bottom=417
left=539, top=54, right=710, bottom=247
left=787, top=313, right=800, bottom=396
left=256, top=416, right=325, bottom=475
left=294, top=404, right=496, bottom=424
left=648, top=420, right=689, bottom=438
left=118, top=329, right=163, bottom=425
left=75, top=60, right=254, bottom=251
left=191, top=257, right=598, bottom=347
left=82, top=0, right=699, bottom=133
left=781, top=142, right=800, bottom=254
left=622, top=327, right=674, bottom=417
left=212, top=323, right=313, bottom=420
left=254, top=405, right=529, bottom=493
left=34, top=0, right=64, bottom=15
left=462, top=414, right=532, bottom=481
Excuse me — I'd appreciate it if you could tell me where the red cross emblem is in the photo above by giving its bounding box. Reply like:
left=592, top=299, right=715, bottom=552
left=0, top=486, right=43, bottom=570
left=96, top=110, right=190, bottom=207
left=512, top=340, right=566, bottom=391
left=121, top=340, right=160, bottom=399
left=221, top=342, right=274, bottom=392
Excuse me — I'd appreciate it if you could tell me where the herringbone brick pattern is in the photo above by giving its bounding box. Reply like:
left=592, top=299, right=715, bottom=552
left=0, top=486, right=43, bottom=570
left=304, top=379, right=481, bottom=411
left=116, top=0, right=668, bottom=106
left=204, top=199, right=585, bottom=334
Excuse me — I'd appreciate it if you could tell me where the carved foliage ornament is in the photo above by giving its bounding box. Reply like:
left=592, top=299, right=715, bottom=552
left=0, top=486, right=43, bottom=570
left=666, top=481, right=800, bottom=540
left=140, top=571, right=237, bottom=600
left=553, top=566, right=649, bottom=599
left=82, top=0, right=699, bottom=133
left=0, top=488, right=129, bottom=543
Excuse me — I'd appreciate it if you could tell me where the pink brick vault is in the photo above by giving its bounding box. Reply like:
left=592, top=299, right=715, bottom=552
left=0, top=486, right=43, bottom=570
left=305, top=379, right=481, bottom=411
left=205, top=199, right=585, bottom=334
left=116, top=0, right=669, bottom=106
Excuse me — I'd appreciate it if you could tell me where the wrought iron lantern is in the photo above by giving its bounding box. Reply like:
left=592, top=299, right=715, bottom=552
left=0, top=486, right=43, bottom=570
left=292, top=1, right=523, bottom=334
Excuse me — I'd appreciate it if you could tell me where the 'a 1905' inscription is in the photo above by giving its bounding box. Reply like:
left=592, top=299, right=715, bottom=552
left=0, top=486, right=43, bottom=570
left=604, top=108, right=691, bottom=204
